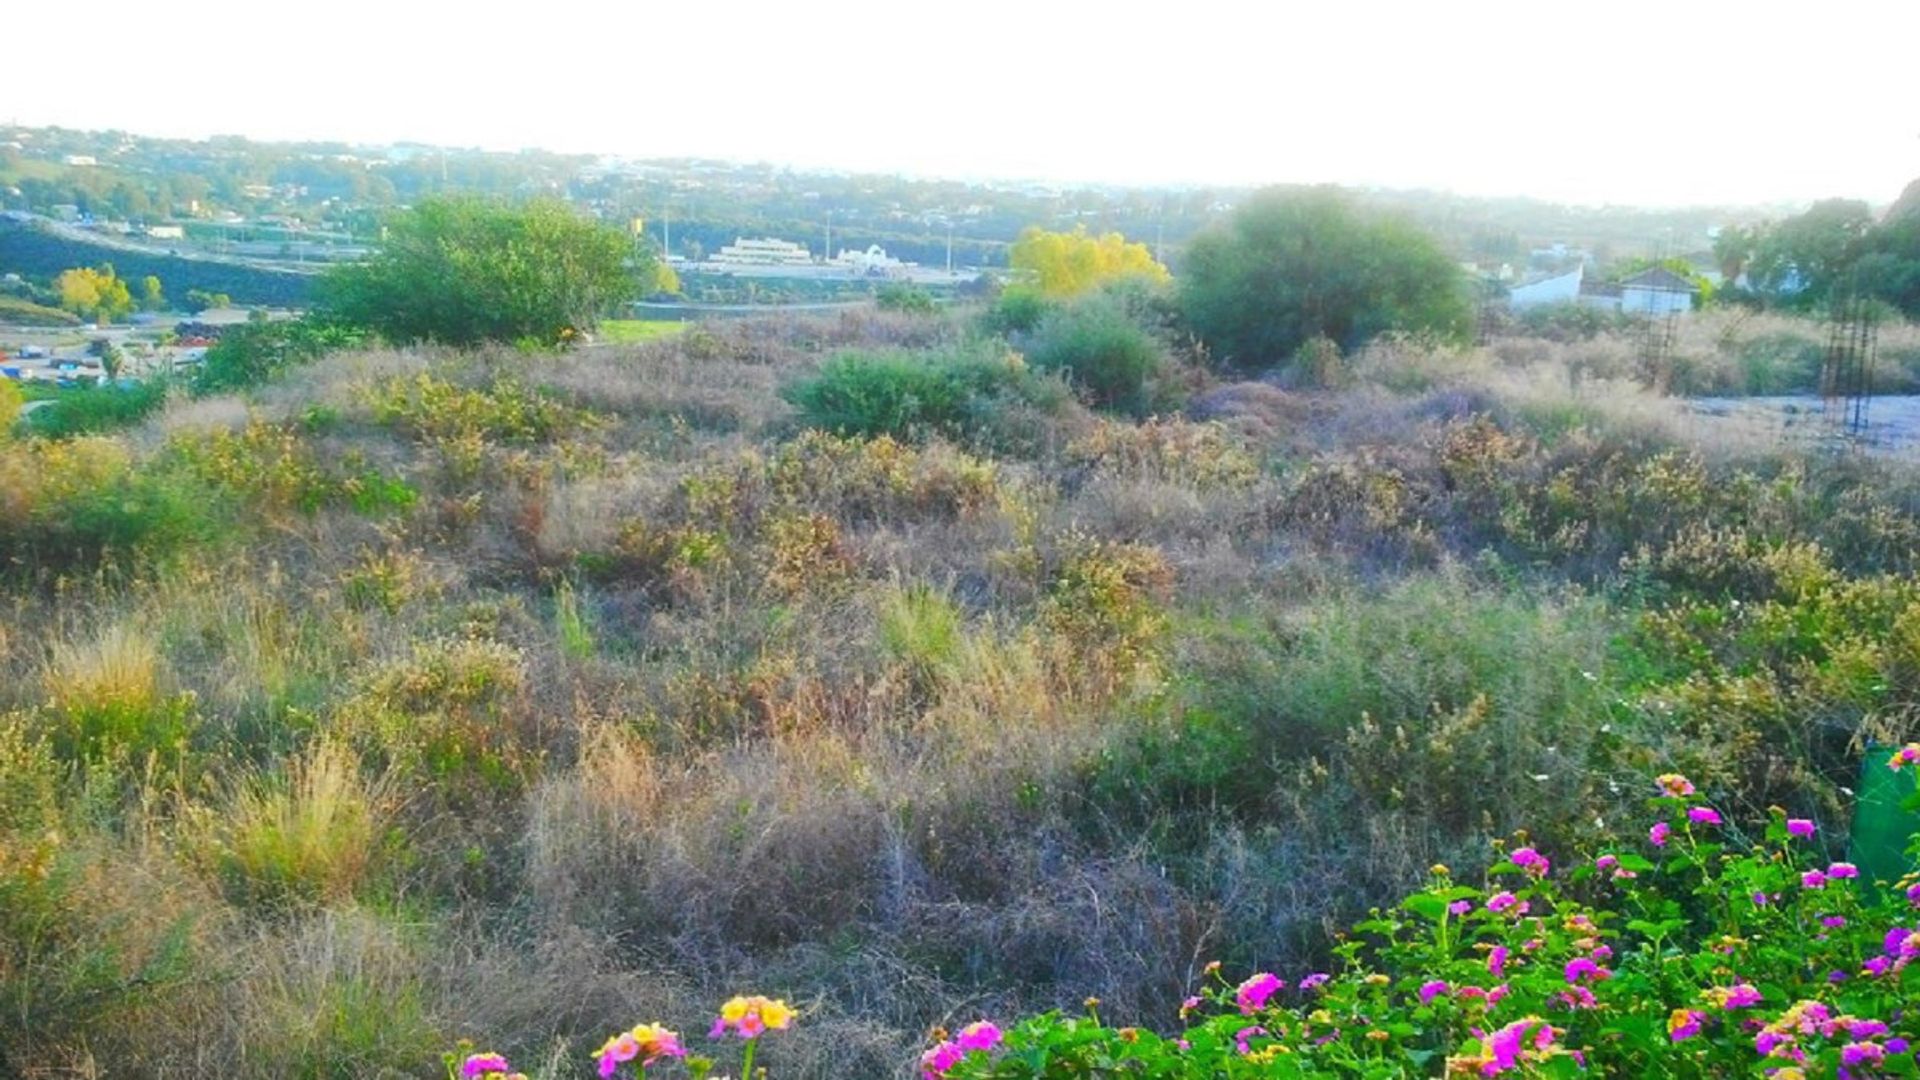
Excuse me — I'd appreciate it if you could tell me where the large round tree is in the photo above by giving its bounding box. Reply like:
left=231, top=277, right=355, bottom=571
left=317, top=196, right=646, bottom=346
left=1179, top=187, right=1471, bottom=371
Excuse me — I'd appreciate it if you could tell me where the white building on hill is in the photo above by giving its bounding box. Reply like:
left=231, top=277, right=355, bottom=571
left=712, top=237, right=814, bottom=266
left=833, top=244, right=906, bottom=276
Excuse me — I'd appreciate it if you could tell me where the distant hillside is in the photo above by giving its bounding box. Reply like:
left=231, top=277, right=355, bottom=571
left=0, top=218, right=315, bottom=307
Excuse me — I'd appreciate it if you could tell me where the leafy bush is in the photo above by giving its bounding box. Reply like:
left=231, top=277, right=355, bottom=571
left=193, top=318, right=365, bottom=395
left=317, top=196, right=646, bottom=346
left=0, top=436, right=220, bottom=568
left=941, top=770, right=1920, bottom=1079
left=367, top=371, right=593, bottom=446
left=988, top=284, right=1054, bottom=334
left=1026, top=295, right=1169, bottom=416
left=875, top=283, right=937, bottom=315
left=781, top=345, right=1065, bottom=443
left=1181, top=186, right=1472, bottom=371
left=167, top=421, right=416, bottom=517
left=22, top=379, right=170, bottom=438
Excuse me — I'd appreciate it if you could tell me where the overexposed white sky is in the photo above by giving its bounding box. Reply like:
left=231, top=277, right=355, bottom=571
left=9, top=0, right=1918, bottom=207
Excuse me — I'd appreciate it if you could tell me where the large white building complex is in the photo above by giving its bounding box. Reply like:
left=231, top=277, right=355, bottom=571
left=711, top=237, right=815, bottom=266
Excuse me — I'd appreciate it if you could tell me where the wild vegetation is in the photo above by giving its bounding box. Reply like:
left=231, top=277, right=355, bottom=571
left=5, top=192, right=1920, bottom=1078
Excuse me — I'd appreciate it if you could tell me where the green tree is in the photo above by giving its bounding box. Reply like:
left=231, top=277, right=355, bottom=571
left=1711, top=224, right=1756, bottom=285
left=317, top=196, right=644, bottom=346
left=1009, top=226, right=1170, bottom=299
left=1748, top=199, right=1875, bottom=306
left=140, top=275, right=166, bottom=312
left=1179, top=187, right=1471, bottom=371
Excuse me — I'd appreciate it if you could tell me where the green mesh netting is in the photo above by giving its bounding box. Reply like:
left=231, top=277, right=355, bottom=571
left=1849, top=744, right=1920, bottom=893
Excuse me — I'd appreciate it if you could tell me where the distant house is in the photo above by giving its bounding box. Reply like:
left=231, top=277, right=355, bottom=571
left=1511, top=263, right=1697, bottom=315
left=145, top=224, right=185, bottom=240
left=61, top=154, right=97, bottom=167
left=1618, top=268, right=1695, bottom=315
left=1507, top=266, right=1584, bottom=309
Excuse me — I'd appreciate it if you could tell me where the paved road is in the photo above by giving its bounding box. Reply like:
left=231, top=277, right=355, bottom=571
left=9, top=212, right=323, bottom=276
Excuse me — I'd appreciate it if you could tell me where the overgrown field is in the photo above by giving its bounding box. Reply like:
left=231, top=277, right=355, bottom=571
left=4, top=305, right=1920, bottom=1078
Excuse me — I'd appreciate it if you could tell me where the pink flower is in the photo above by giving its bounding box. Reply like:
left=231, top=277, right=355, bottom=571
left=597, top=1035, right=640, bottom=1079
left=1842, top=1042, right=1886, bottom=1068
left=956, top=1022, right=1002, bottom=1052
left=1563, top=958, right=1606, bottom=984
left=1233, top=1026, right=1265, bottom=1055
left=1556, top=986, right=1597, bottom=1010
left=1509, top=847, right=1551, bottom=876
left=1488, top=945, right=1509, bottom=979
left=1593, top=855, right=1618, bottom=873
left=1827, top=862, right=1859, bottom=879
left=1448, top=900, right=1472, bottom=916
left=1656, top=773, right=1696, bottom=797
left=1888, top=744, right=1920, bottom=770
left=1180, top=995, right=1202, bottom=1017
left=920, top=1041, right=964, bottom=1079
left=1650, top=822, right=1671, bottom=847
left=1719, top=984, right=1762, bottom=1009
left=1687, top=806, right=1722, bottom=826
left=1484, top=1018, right=1555, bottom=1072
left=1822, top=916, right=1847, bottom=929
left=1786, top=818, right=1815, bottom=839
left=1848, top=1020, right=1889, bottom=1039
left=1234, top=973, right=1283, bottom=1014
left=1419, top=979, right=1449, bottom=1004
left=1908, top=881, right=1920, bottom=906
left=1751, top=891, right=1770, bottom=906
left=1486, top=891, right=1520, bottom=914
left=1801, top=870, right=1827, bottom=889
left=462, top=1053, right=512, bottom=1078
left=1298, top=972, right=1330, bottom=990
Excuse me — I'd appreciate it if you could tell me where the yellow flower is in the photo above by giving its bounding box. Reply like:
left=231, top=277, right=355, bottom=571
left=1430, top=863, right=1450, bottom=876
left=759, top=998, right=795, bottom=1031
left=720, top=996, right=751, bottom=1023
left=1364, top=974, right=1390, bottom=987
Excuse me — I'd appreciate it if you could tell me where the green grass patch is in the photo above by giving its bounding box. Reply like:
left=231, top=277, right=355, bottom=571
left=596, top=319, right=688, bottom=344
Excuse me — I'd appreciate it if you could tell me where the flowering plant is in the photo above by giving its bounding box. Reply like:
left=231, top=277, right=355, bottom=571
left=934, top=759, right=1920, bottom=1077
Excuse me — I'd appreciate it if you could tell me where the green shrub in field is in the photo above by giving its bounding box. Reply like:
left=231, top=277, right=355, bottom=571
left=166, top=421, right=416, bottom=517
left=875, top=283, right=937, bottom=314
left=781, top=345, right=1065, bottom=443
left=367, top=371, right=595, bottom=445
left=23, top=379, right=170, bottom=438
left=0, top=436, right=221, bottom=568
left=987, top=284, right=1053, bottom=334
left=1026, top=295, right=1169, bottom=416
left=193, top=318, right=366, bottom=395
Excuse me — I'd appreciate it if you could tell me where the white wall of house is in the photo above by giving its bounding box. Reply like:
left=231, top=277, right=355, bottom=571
left=1621, top=287, right=1692, bottom=315
left=1507, top=267, right=1584, bottom=309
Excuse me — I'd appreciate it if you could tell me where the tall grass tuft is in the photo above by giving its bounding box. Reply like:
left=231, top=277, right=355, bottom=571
left=199, top=739, right=389, bottom=912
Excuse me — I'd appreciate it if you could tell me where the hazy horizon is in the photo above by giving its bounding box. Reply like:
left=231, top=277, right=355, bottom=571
left=10, top=0, right=1920, bottom=209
